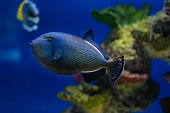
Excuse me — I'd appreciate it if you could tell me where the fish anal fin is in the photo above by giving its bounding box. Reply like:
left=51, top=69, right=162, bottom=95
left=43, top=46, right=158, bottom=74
left=82, top=68, right=106, bottom=83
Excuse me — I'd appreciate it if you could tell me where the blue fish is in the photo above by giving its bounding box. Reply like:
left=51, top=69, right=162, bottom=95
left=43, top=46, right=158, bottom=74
left=30, top=30, right=125, bottom=84
left=17, top=0, right=39, bottom=32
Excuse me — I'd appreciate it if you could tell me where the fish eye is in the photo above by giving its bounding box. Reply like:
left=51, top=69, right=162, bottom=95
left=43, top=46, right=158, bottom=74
left=48, top=37, right=53, bottom=41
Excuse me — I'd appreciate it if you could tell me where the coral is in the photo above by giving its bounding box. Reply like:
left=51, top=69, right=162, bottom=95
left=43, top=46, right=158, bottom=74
left=108, top=25, right=136, bottom=60
left=57, top=82, right=108, bottom=109
left=90, top=9, right=117, bottom=28
left=59, top=4, right=163, bottom=113
left=102, top=23, right=151, bottom=73
left=90, top=4, right=151, bottom=28
left=132, top=31, right=170, bottom=64
left=98, top=4, right=152, bottom=60
left=102, top=10, right=170, bottom=66
left=60, top=78, right=160, bottom=113
left=131, top=11, right=170, bottom=51
left=132, top=30, right=170, bottom=51
left=131, top=11, right=170, bottom=64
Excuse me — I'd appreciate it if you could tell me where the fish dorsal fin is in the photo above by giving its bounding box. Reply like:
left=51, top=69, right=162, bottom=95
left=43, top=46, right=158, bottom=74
left=83, top=29, right=94, bottom=42
left=17, top=0, right=28, bottom=21
left=83, top=29, right=109, bottom=60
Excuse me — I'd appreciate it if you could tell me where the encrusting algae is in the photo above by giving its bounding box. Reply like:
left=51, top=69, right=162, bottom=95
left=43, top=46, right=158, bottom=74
left=90, top=4, right=152, bottom=28
left=59, top=78, right=159, bottom=113
left=92, top=4, right=152, bottom=60
left=132, top=11, right=170, bottom=64
left=57, top=82, right=109, bottom=110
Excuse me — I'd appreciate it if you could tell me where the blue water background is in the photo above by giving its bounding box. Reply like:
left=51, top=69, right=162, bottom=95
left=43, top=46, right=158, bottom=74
left=0, top=0, right=169, bottom=113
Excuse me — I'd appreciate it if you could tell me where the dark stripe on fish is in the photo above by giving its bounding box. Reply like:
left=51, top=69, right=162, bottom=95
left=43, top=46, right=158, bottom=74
left=82, top=68, right=106, bottom=83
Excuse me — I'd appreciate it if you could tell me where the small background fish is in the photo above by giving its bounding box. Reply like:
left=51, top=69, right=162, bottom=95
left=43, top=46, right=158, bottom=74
left=17, top=0, right=39, bottom=32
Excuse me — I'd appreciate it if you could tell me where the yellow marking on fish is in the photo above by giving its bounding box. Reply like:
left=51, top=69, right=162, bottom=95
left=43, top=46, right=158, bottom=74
left=17, top=0, right=27, bottom=21
left=109, top=59, right=116, bottom=62
left=117, top=58, right=122, bottom=61
left=112, top=76, right=116, bottom=79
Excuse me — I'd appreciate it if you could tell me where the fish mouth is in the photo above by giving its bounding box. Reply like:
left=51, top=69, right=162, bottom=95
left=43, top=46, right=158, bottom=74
left=29, top=42, right=33, bottom=48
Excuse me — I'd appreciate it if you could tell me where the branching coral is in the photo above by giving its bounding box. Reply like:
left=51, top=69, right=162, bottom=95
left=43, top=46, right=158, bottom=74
left=90, top=4, right=151, bottom=28
left=60, top=78, right=159, bottom=113
left=57, top=82, right=108, bottom=109
left=105, top=18, right=151, bottom=61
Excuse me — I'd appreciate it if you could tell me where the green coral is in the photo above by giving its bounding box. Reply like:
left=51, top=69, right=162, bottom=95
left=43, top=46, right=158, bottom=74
left=57, top=82, right=108, bottom=109
left=107, top=18, right=150, bottom=60
left=109, top=25, right=136, bottom=60
left=92, top=4, right=152, bottom=60
left=59, top=4, right=165, bottom=113
left=90, top=4, right=151, bottom=28
left=91, top=4, right=170, bottom=64
left=90, top=9, right=117, bottom=28
left=102, top=10, right=170, bottom=64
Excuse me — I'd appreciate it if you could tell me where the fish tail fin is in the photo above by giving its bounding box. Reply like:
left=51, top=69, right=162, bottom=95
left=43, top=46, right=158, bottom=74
left=106, top=56, right=125, bottom=84
left=17, top=0, right=27, bottom=21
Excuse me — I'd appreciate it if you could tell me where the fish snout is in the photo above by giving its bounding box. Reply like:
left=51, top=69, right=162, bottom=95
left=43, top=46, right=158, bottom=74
left=29, top=42, right=33, bottom=48
left=29, top=39, right=37, bottom=48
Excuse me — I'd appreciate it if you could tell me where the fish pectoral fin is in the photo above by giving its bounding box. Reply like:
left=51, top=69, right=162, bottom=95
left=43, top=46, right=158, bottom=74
left=53, top=48, right=62, bottom=62
left=82, top=68, right=106, bottom=83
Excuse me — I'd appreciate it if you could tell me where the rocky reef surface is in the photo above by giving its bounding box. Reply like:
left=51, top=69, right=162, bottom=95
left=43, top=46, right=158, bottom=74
left=60, top=78, right=159, bottom=113
left=132, top=11, right=170, bottom=65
